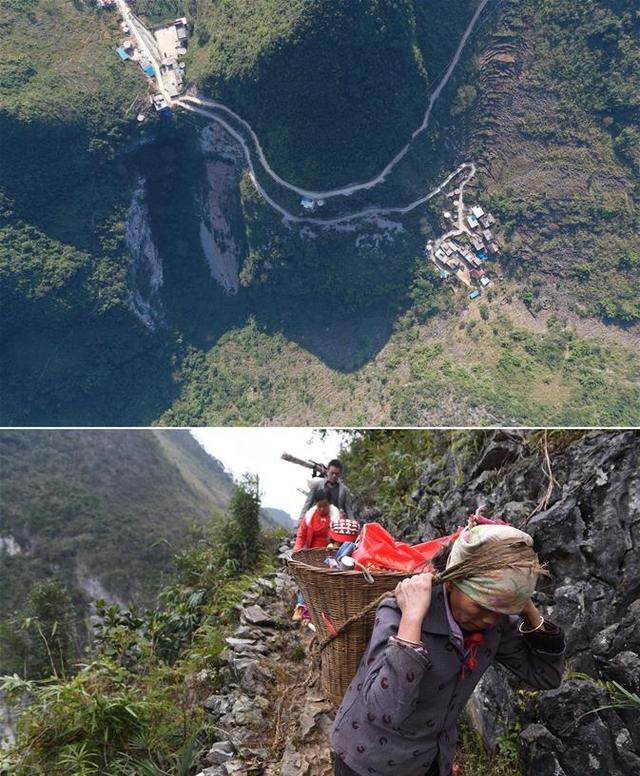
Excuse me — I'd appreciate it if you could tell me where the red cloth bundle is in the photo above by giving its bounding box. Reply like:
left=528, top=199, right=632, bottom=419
left=351, top=522, right=464, bottom=573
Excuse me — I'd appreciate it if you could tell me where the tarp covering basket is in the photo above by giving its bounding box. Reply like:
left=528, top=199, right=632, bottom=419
left=287, top=547, right=414, bottom=708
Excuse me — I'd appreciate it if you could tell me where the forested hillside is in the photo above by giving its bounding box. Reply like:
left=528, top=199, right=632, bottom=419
left=187, top=0, right=474, bottom=187
left=1, top=0, right=638, bottom=426
left=473, top=0, right=640, bottom=324
left=0, top=0, right=178, bottom=425
left=0, top=429, right=236, bottom=636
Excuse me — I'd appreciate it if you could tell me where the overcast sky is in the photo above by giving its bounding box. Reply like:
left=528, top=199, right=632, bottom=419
left=191, top=428, right=348, bottom=519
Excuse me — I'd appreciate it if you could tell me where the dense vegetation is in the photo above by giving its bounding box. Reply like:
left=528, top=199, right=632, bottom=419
left=1, top=0, right=638, bottom=425
left=161, top=309, right=640, bottom=426
left=0, top=429, right=237, bottom=659
left=0, top=0, right=178, bottom=425
left=187, top=0, right=474, bottom=187
left=0, top=477, right=281, bottom=775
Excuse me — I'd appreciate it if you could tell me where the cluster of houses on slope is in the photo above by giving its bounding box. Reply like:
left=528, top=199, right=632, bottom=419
left=152, top=17, right=188, bottom=98
left=110, top=12, right=189, bottom=116
left=428, top=204, right=501, bottom=301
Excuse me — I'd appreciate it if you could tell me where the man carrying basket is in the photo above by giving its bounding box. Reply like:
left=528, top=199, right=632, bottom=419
left=330, top=522, right=565, bottom=776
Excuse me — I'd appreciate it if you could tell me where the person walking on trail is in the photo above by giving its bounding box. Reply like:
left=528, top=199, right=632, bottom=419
left=292, top=488, right=359, bottom=623
left=294, top=488, right=339, bottom=552
left=300, top=459, right=354, bottom=520
left=330, top=523, right=566, bottom=776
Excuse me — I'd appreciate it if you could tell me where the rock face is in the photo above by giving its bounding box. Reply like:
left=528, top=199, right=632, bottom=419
left=194, top=432, right=638, bottom=776
left=408, top=430, right=640, bottom=776
left=125, top=178, right=164, bottom=330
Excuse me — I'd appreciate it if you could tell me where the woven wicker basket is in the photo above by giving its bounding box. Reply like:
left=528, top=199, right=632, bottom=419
left=287, top=547, right=415, bottom=708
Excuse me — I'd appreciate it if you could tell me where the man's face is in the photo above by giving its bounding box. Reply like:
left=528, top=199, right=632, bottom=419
left=326, top=465, right=341, bottom=484
left=447, top=583, right=503, bottom=631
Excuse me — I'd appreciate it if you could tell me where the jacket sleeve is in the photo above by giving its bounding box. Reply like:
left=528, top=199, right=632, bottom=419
left=494, top=615, right=565, bottom=690
left=341, top=484, right=354, bottom=519
left=293, top=515, right=310, bottom=552
left=300, top=484, right=316, bottom=519
left=358, top=599, right=432, bottom=726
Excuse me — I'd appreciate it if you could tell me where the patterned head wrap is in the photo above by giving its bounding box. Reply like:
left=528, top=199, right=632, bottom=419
left=445, top=524, right=539, bottom=614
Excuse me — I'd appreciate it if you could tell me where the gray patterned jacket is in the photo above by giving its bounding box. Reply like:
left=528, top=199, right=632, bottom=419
left=330, top=584, right=565, bottom=776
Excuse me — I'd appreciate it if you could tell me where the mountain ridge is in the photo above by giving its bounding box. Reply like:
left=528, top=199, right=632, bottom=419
left=0, top=430, right=237, bottom=629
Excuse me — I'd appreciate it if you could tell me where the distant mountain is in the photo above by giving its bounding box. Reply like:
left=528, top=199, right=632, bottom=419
left=262, top=507, right=295, bottom=530
left=0, top=429, right=237, bottom=622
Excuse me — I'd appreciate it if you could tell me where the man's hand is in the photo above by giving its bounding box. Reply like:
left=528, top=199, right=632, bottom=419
left=395, top=573, right=433, bottom=644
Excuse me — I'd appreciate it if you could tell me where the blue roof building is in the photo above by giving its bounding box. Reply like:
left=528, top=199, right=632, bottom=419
left=141, top=63, right=155, bottom=77
left=469, top=289, right=481, bottom=300
left=116, top=47, right=129, bottom=61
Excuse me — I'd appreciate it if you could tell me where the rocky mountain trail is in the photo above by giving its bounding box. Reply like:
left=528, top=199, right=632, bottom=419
left=192, top=431, right=639, bottom=776
left=194, top=557, right=334, bottom=776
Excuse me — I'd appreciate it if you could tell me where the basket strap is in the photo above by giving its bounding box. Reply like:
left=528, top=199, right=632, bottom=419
left=317, top=591, right=394, bottom=651
left=316, top=569, right=447, bottom=651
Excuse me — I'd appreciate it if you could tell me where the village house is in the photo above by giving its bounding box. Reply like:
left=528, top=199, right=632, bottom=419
left=152, top=93, right=169, bottom=112
left=426, top=192, right=501, bottom=297
left=154, top=18, right=189, bottom=61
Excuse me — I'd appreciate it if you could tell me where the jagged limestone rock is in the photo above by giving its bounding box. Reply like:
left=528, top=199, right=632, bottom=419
left=241, top=604, right=274, bottom=626
left=519, top=724, right=567, bottom=776
left=407, top=430, right=640, bottom=775
left=205, top=740, right=236, bottom=766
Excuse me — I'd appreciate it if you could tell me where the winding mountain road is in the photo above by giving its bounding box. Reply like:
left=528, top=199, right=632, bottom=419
left=178, top=0, right=489, bottom=203
left=115, top=0, right=489, bottom=225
